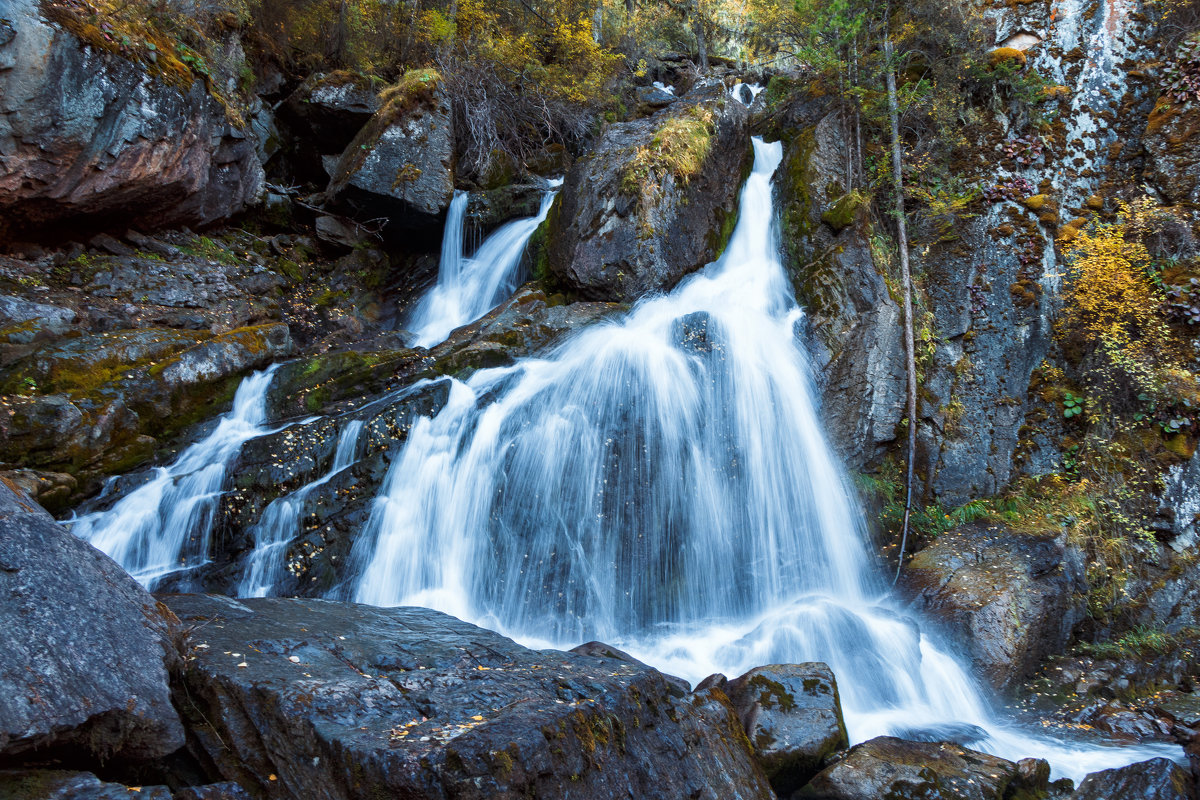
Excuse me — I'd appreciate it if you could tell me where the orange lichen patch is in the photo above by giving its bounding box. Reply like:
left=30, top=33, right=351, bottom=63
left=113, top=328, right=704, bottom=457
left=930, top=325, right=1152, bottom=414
left=989, top=47, right=1029, bottom=68
left=1041, top=85, right=1071, bottom=100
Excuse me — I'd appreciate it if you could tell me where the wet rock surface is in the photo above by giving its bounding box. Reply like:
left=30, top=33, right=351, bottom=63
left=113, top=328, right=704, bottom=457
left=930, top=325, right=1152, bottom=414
left=165, top=594, right=775, bottom=800
left=724, top=664, right=848, bottom=795
left=796, top=736, right=1021, bottom=800
left=544, top=81, right=750, bottom=302
left=0, top=0, right=262, bottom=240
left=0, top=482, right=183, bottom=763
left=1069, top=757, right=1193, bottom=800
left=900, top=522, right=1087, bottom=692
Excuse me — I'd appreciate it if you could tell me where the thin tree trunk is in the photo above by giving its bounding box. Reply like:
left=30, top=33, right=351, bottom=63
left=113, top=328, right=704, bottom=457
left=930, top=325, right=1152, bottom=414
left=694, top=2, right=708, bottom=71
left=885, top=35, right=918, bottom=584
left=593, top=0, right=604, bottom=43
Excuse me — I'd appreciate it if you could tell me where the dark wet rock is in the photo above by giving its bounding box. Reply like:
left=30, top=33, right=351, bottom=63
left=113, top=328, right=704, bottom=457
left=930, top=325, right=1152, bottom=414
left=725, top=664, right=848, bottom=796
left=778, top=115, right=904, bottom=471
left=0, top=770, right=172, bottom=799
left=568, top=642, right=691, bottom=696
left=280, top=72, right=383, bottom=182
left=900, top=522, right=1086, bottom=692
left=635, top=84, right=678, bottom=114
left=0, top=0, right=262, bottom=240
left=165, top=595, right=774, bottom=800
left=326, top=75, right=455, bottom=219
left=544, top=81, right=750, bottom=302
left=172, top=782, right=253, bottom=800
left=0, top=468, right=76, bottom=513
left=797, top=736, right=1018, bottom=800
left=0, top=482, right=183, bottom=762
left=467, top=183, right=547, bottom=231
left=1070, top=757, right=1193, bottom=800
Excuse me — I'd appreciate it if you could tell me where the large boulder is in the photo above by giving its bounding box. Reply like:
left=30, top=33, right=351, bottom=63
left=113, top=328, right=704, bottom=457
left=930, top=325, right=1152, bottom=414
left=797, top=736, right=1020, bottom=800
left=0, top=482, right=184, bottom=762
left=900, top=522, right=1087, bottom=692
left=1071, top=757, right=1193, bottom=800
left=724, top=664, right=849, bottom=795
left=325, top=69, right=455, bottom=219
left=166, top=595, right=775, bottom=800
left=543, top=81, right=751, bottom=302
left=0, top=0, right=263, bottom=239
left=0, top=770, right=173, bottom=799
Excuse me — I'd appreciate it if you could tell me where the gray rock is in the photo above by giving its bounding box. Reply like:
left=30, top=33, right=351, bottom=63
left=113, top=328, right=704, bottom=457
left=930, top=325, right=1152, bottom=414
left=900, top=522, right=1086, bottom=692
left=0, top=482, right=184, bottom=762
left=778, top=115, right=904, bottom=471
left=725, top=663, right=849, bottom=795
left=0, top=295, right=77, bottom=343
left=166, top=595, right=774, bottom=800
left=1071, top=757, right=1193, bottom=800
left=172, top=782, right=253, bottom=800
left=545, top=81, right=750, bottom=302
left=0, top=771, right=172, bottom=799
left=797, top=736, right=1018, bottom=800
left=1145, top=106, right=1200, bottom=205
left=635, top=84, right=678, bottom=113
left=282, top=72, right=383, bottom=157
left=325, top=77, right=454, bottom=218
left=0, top=0, right=262, bottom=237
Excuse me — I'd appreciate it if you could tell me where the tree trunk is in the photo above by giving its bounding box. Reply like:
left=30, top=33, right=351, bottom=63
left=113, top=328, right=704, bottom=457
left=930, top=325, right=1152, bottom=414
left=694, top=4, right=708, bottom=71
left=885, top=35, right=918, bottom=583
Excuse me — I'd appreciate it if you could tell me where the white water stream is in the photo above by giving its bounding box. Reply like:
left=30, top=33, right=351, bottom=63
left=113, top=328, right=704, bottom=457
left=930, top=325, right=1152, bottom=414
left=349, top=138, right=1178, bottom=782
left=406, top=182, right=560, bottom=348
left=238, top=419, right=364, bottom=598
left=70, top=365, right=281, bottom=589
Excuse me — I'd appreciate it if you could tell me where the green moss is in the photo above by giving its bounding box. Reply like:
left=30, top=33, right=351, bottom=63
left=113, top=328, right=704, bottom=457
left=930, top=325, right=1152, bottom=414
left=820, top=191, right=867, bottom=232
left=620, top=105, right=716, bottom=201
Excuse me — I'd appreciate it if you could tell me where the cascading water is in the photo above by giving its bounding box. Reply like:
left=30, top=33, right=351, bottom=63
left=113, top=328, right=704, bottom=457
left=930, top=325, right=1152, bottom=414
left=238, top=419, right=364, bottom=598
left=69, top=365, right=280, bottom=589
left=349, top=137, right=1178, bottom=781
left=406, top=182, right=562, bottom=348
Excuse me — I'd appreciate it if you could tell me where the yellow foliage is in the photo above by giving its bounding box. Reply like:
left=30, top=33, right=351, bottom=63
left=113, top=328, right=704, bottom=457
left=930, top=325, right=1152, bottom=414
left=1060, top=217, right=1165, bottom=356
left=988, top=47, right=1027, bottom=67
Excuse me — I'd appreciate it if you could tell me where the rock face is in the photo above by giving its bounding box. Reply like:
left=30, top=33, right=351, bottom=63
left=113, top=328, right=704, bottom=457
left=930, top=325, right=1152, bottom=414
left=0, top=322, right=292, bottom=491
left=776, top=114, right=904, bottom=471
left=797, top=736, right=1019, bottom=800
left=166, top=595, right=774, bottom=800
left=543, top=81, right=750, bottom=302
left=1070, top=757, right=1193, bottom=800
left=0, top=482, right=183, bottom=762
left=326, top=72, right=455, bottom=219
left=0, top=770, right=174, bottom=799
left=1145, top=105, right=1200, bottom=205
left=900, top=522, right=1086, bottom=692
left=0, top=0, right=263, bottom=239
left=725, top=664, right=849, bottom=796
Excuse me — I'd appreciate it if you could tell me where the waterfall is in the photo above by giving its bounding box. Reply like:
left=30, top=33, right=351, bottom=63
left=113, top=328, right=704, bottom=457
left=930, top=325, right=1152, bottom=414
left=406, top=183, right=561, bottom=348
left=238, top=419, right=364, bottom=598
left=348, top=138, right=1177, bottom=781
left=69, top=365, right=280, bottom=589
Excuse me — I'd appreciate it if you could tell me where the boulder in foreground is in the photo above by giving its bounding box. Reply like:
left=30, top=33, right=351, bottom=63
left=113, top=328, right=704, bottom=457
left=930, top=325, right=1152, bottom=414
left=166, top=595, right=774, bottom=800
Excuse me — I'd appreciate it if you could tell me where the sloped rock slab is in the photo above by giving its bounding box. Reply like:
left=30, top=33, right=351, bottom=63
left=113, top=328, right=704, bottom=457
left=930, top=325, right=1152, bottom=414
left=165, top=595, right=774, bottom=800
left=0, top=482, right=183, bottom=762
left=1071, top=757, right=1193, bottom=800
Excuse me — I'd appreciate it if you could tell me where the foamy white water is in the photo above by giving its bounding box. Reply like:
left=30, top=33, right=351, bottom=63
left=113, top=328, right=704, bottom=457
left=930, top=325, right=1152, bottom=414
left=349, top=138, right=1179, bottom=783
left=238, top=419, right=364, bottom=597
left=406, top=182, right=560, bottom=347
left=70, top=365, right=281, bottom=589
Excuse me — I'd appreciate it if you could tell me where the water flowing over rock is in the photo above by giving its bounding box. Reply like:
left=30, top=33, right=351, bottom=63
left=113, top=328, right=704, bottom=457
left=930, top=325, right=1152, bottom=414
left=0, top=0, right=263, bottom=240
left=0, top=482, right=183, bottom=762
left=543, top=81, right=750, bottom=301
left=406, top=182, right=560, bottom=347
left=340, top=138, right=1177, bottom=781
left=900, top=522, right=1088, bottom=692
left=166, top=595, right=775, bottom=800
